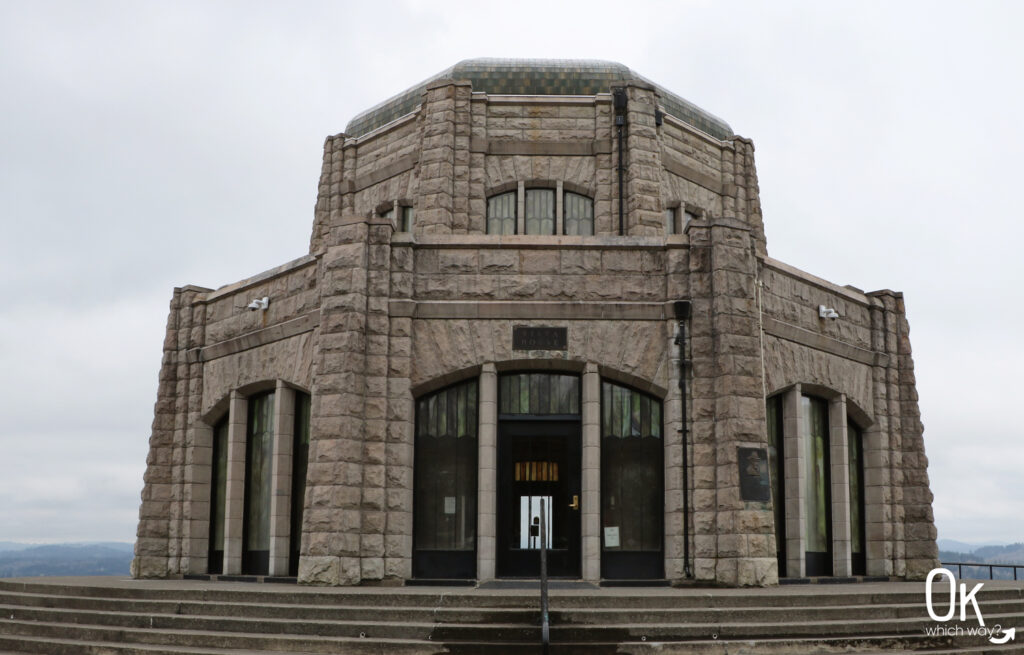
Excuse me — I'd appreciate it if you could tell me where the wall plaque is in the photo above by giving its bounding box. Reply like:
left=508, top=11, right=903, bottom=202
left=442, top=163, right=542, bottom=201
left=512, top=326, right=567, bottom=351
left=738, top=447, right=771, bottom=502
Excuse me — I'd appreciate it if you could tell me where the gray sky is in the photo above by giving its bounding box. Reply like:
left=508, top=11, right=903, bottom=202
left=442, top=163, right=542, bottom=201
left=1, top=0, right=1021, bottom=547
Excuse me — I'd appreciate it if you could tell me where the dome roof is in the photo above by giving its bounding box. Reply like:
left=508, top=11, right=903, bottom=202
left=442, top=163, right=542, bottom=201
left=345, top=58, right=733, bottom=140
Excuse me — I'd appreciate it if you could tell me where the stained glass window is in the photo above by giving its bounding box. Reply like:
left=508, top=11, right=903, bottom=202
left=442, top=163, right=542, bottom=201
left=802, top=396, right=830, bottom=554
left=525, top=188, right=555, bottom=235
left=499, top=373, right=579, bottom=415
left=487, top=192, right=516, bottom=234
left=601, top=381, right=662, bottom=553
left=564, top=192, right=593, bottom=235
left=414, top=380, right=478, bottom=551
left=243, top=391, right=274, bottom=574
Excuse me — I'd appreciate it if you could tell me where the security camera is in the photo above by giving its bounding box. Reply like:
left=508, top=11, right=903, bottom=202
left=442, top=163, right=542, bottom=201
left=818, top=305, right=839, bottom=320
left=247, top=297, right=269, bottom=311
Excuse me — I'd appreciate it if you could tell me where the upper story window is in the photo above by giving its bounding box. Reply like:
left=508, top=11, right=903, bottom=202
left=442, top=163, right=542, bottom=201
left=666, top=205, right=699, bottom=235
left=400, top=206, right=414, bottom=232
left=525, top=188, right=555, bottom=235
left=564, top=192, right=593, bottom=235
left=487, top=187, right=594, bottom=235
left=487, top=191, right=516, bottom=235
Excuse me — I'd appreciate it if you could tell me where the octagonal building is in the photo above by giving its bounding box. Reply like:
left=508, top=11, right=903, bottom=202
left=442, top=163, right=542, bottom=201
left=133, top=59, right=939, bottom=586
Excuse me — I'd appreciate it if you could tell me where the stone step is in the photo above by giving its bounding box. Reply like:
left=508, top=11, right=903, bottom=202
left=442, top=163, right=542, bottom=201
left=1, top=579, right=1020, bottom=610
left=0, top=590, right=1020, bottom=629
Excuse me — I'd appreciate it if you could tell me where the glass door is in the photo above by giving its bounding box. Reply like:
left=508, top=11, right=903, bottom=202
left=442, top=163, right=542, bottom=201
left=496, top=420, right=581, bottom=577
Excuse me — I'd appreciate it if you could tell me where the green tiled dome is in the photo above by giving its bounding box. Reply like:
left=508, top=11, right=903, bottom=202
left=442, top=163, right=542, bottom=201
left=345, top=58, right=733, bottom=140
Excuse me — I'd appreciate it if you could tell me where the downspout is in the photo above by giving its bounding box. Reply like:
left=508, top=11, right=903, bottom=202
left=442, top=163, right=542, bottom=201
left=613, top=88, right=627, bottom=236
left=674, top=300, right=692, bottom=577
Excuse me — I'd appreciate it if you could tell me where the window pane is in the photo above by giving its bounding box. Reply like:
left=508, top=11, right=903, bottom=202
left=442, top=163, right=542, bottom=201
left=401, top=206, right=414, bottom=232
left=766, top=395, right=785, bottom=569
left=848, top=421, right=864, bottom=556
left=209, top=418, right=229, bottom=555
left=525, top=189, right=554, bottom=235
left=664, top=208, right=677, bottom=234
left=499, top=373, right=579, bottom=415
left=290, top=392, right=311, bottom=576
left=564, top=192, right=594, bottom=236
left=802, top=396, right=830, bottom=553
left=601, top=381, right=663, bottom=552
left=487, top=192, right=516, bottom=234
left=414, top=380, right=478, bottom=551
left=245, top=392, right=275, bottom=553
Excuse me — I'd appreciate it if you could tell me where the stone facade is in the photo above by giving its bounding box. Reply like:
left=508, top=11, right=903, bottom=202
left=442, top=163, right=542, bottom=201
left=133, top=59, right=939, bottom=586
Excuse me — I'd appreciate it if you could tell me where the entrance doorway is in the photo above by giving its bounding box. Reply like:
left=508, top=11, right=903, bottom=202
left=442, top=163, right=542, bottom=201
left=495, top=372, right=582, bottom=578
left=496, top=420, right=581, bottom=577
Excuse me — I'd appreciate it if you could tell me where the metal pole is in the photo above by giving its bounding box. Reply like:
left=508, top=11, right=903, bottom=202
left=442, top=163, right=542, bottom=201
left=540, top=498, right=549, bottom=655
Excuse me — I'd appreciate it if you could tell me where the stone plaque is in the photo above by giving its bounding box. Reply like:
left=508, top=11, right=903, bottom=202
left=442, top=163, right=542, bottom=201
left=738, top=447, right=771, bottom=502
left=512, top=326, right=567, bottom=351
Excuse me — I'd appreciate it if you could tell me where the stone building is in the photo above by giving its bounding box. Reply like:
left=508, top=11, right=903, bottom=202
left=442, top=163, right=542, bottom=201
left=132, top=59, right=939, bottom=587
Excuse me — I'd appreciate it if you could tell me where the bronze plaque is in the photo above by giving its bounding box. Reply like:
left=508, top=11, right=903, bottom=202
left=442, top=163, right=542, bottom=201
left=512, top=326, right=567, bottom=351
left=738, top=447, right=771, bottom=502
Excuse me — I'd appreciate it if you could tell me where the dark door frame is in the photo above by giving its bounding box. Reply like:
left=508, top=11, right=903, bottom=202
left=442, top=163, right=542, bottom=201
left=496, top=417, right=582, bottom=578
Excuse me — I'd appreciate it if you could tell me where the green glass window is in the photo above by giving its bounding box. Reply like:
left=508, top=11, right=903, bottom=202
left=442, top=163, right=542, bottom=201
left=563, top=192, right=593, bottom=235
left=208, top=417, right=228, bottom=574
left=766, top=395, right=785, bottom=575
left=525, top=188, right=555, bottom=235
left=487, top=192, right=516, bottom=234
left=414, top=380, right=478, bottom=552
left=499, top=373, right=580, bottom=415
left=801, top=396, right=830, bottom=554
left=289, top=391, right=311, bottom=577
left=601, top=381, right=662, bottom=553
left=243, top=391, right=274, bottom=574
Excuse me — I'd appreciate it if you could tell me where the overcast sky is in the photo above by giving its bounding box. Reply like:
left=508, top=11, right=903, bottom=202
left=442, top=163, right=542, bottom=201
left=1, top=0, right=1021, bottom=548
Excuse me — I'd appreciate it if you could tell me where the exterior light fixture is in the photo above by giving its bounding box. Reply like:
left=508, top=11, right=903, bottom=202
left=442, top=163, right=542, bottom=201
left=247, top=297, right=269, bottom=311
left=818, top=305, right=839, bottom=320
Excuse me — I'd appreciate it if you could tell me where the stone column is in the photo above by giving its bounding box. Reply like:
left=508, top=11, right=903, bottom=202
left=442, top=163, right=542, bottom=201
left=385, top=236, right=415, bottom=581
left=865, top=295, right=893, bottom=576
left=686, top=217, right=776, bottom=585
left=269, top=382, right=295, bottom=577
left=477, top=364, right=498, bottom=581
left=624, top=82, right=662, bottom=236
left=223, top=391, right=248, bottom=575
left=184, top=421, right=213, bottom=575
left=830, top=395, right=852, bottom=577
left=581, top=363, right=601, bottom=582
left=418, top=81, right=462, bottom=235
left=784, top=385, right=805, bottom=579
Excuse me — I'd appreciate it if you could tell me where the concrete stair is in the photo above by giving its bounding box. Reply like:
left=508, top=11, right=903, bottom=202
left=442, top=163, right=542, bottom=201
left=0, top=577, right=1021, bottom=654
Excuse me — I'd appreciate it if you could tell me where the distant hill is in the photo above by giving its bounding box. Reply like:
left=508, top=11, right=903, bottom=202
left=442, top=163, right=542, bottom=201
left=939, top=542, right=1024, bottom=580
left=0, top=543, right=134, bottom=578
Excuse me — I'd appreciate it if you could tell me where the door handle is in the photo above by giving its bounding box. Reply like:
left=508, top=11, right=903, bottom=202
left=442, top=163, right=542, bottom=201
left=568, top=495, right=579, bottom=510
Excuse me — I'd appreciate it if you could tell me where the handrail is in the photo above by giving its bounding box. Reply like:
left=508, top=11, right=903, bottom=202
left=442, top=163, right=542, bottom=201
left=540, top=498, right=550, bottom=655
left=941, top=561, right=1023, bottom=581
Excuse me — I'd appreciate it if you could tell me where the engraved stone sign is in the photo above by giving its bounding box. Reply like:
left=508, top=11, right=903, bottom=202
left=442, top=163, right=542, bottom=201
left=512, top=326, right=567, bottom=351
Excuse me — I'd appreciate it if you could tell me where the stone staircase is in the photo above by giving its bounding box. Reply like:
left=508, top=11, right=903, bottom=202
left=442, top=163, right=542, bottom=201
left=0, top=577, right=1021, bottom=654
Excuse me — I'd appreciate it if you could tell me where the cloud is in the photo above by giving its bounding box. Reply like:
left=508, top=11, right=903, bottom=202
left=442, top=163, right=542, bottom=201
left=0, top=0, right=1021, bottom=548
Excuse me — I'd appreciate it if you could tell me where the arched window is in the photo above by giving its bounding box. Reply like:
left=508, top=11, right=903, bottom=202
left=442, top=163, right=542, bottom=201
left=487, top=191, right=516, bottom=234
left=208, top=416, right=229, bottom=574
left=413, top=379, right=478, bottom=578
left=601, top=380, right=663, bottom=579
left=563, top=192, right=593, bottom=235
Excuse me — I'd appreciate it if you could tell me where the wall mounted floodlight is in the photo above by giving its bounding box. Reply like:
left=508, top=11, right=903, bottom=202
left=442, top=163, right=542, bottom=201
left=818, top=305, right=839, bottom=320
left=247, top=297, right=269, bottom=311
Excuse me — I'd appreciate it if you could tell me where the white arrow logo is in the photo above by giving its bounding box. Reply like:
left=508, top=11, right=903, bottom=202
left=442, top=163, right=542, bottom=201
left=990, top=627, right=1016, bottom=644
